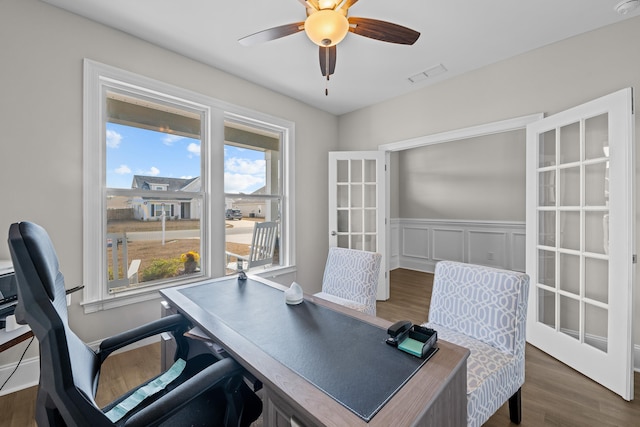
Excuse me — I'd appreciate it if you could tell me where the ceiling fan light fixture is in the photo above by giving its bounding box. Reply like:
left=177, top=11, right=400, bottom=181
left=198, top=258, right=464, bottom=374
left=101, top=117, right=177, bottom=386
left=304, top=9, right=349, bottom=47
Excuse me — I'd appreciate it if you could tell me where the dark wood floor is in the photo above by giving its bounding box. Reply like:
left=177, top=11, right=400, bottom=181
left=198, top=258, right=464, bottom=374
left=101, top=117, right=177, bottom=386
left=2, top=269, right=640, bottom=426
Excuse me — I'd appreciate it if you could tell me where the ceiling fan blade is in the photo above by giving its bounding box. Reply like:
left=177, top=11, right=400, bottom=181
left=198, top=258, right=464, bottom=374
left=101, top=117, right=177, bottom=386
left=238, top=22, right=304, bottom=46
left=348, top=17, right=420, bottom=45
left=336, top=0, right=359, bottom=11
left=319, top=45, right=337, bottom=77
left=297, top=0, right=318, bottom=12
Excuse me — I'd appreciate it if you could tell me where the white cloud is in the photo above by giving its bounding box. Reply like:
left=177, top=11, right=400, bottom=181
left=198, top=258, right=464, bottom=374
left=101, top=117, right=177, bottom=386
left=163, top=134, right=184, bottom=146
left=137, top=166, right=160, bottom=176
left=106, top=130, right=122, bottom=148
left=115, top=164, right=131, bottom=174
left=224, top=172, right=265, bottom=193
left=225, top=157, right=265, bottom=175
left=187, top=142, right=201, bottom=156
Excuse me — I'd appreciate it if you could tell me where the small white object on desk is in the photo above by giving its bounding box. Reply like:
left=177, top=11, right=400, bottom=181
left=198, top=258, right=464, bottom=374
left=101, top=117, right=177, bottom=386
left=0, top=260, right=13, bottom=275
left=284, top=282, right=304, bottom=305
left=4, top=314, right=28, bottom=333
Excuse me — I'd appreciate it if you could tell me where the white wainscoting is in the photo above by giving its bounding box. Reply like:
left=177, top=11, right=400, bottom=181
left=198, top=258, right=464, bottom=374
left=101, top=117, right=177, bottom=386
left=390, top=219, right=526, bottom=273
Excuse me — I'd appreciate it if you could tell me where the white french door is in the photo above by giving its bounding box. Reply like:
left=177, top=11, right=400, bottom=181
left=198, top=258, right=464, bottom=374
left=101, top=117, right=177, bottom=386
left=328, top=151, right=389, bottom=300
left=526, top=88, right=635, bottom=400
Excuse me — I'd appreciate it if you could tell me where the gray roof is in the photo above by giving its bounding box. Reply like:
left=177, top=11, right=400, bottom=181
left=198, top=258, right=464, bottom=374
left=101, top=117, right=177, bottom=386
left=131, top=175, right=200, bottom=192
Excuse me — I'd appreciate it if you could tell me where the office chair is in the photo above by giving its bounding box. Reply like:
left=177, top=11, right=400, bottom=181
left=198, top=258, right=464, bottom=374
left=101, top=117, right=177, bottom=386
left=313, top=247, right=381, bottom=316
left=8, top=221, right=262, bottom=427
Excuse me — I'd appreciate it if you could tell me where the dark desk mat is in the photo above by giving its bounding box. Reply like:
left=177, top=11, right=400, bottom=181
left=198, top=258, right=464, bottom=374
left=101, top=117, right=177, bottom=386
left=180, top=279, right=433, bottom=421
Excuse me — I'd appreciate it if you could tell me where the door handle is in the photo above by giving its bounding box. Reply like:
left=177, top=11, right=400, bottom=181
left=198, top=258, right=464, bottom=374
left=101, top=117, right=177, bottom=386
left=330, top=231, right=337, bottom=236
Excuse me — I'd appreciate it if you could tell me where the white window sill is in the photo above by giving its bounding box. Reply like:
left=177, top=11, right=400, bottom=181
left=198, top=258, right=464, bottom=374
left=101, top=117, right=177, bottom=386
left=81, top=265, right=297, bottom=314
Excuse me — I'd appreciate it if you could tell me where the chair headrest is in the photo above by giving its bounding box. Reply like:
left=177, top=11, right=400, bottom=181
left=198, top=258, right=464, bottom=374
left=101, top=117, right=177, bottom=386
left=15, top=222, right=60, bottom=301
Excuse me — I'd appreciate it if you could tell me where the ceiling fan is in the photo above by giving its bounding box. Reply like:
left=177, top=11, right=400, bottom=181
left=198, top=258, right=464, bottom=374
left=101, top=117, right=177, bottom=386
left=238, top=0, right=420, bottom=94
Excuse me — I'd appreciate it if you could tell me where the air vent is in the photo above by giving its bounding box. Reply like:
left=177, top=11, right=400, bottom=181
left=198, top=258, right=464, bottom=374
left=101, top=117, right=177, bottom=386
left=408, top=64, right=448, bottom=84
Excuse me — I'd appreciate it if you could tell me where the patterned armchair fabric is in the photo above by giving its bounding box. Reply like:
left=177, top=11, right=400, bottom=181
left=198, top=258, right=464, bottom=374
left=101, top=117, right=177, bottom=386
left=424, top=261, right=529, bottom=427
left=314, top=247, right=382, bottom=316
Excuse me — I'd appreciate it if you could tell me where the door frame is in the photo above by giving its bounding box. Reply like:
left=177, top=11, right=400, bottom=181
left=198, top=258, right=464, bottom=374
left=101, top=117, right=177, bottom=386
left=378, top=114, right=543, bottom=152
left=378, top=113, right=542, bottom=274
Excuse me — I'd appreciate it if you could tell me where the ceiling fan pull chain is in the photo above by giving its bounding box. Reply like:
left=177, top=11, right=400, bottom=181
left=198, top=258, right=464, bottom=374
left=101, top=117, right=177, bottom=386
left=325, top=48, right=330, bottom=96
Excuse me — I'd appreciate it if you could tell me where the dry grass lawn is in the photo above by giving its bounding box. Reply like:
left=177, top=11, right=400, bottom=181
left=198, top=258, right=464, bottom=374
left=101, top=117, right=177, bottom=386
left=106, top=219, right=252, bottom=284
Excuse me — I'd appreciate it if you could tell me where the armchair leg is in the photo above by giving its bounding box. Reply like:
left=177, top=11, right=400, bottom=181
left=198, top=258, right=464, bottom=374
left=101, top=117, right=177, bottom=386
left=508, top=387, right=522, bottom=424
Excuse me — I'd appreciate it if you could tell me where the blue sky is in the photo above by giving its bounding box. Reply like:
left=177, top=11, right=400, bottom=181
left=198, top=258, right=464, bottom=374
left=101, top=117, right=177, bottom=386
left=106, top=123, right=266, bottom=193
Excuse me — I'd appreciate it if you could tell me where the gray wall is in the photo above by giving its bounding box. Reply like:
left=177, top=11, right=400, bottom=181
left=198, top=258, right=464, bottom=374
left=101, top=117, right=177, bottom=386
left=0, top=0, right=336, bottom=364
left=398, top=129, right=526, bottom=220
left=338, top=16, right=640, bottom=343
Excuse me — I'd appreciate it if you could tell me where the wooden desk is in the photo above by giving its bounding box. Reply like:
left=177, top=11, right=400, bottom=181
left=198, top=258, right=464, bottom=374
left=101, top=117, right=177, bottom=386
left=161, top=276, right=468, bottom=427
left=0, top=326, right=33, bottom=353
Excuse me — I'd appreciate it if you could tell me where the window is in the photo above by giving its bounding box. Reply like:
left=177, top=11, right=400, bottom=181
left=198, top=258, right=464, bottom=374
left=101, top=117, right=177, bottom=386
left=224, top=120, right=283, bottom=274
left=84, top=60, right=294, bottom=312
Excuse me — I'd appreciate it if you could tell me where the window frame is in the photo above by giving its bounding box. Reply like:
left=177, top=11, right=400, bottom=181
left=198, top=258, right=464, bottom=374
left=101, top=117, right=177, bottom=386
left=83, top=59, right=295, bottom=313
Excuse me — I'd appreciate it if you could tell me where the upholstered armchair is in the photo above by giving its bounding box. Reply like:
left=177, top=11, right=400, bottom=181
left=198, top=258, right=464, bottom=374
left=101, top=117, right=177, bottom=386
left=314, top=247, right=381, bottom=316
left=423, top=260, right=530, bottom=427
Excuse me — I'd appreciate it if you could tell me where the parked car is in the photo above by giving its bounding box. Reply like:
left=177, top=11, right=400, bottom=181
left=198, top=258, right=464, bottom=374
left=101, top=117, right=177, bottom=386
left=225, top=209, right=242, bottom=220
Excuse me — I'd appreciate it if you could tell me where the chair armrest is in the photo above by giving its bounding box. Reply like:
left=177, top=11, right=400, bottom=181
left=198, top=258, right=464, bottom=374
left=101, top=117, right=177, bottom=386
left=123, top=358, right=245, bottom=427
left=98, top=314, right=190, bottom=362
left=225, top=251, right=248, bottom=262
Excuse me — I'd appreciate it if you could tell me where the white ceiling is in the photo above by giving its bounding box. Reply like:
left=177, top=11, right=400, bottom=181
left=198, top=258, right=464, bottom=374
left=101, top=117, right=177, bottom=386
left=42, top=0, right=639, bottom=115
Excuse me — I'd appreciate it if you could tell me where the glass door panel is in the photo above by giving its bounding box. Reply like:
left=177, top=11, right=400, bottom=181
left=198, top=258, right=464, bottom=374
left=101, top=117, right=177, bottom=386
left=585, top=257, right=608, bottom=303
left=539, top=170, right=556, bottom=206
left=351, top=184, right=363, bottom=208
left=364, top=159, right=376, bottom=182
left=558, top=211, right=580, bottom=251
left=559, top=295, right=580, bottom=341
left=350, top=160, right=363, bottom=183
left=585, top=303, right=608, bottom=352
left=337, top=185, right=349, bottom=207
left=559, top=166, right=580, bottom=206
left=539, top=129, right=556, bottom=167
left=364, top=210, right=376, bottom=233
left=538, top=211, right=555, bottom=246
left=585, top=114, right=609, bottom=160
left=558, top=253, right=580, bottom=294
left=585, top=212, right=608, bottom=254
left=538, top=249, right=556, bottom=287
left=337, top=160, right=348, bottom=182
left=559, top=122, right=580, bottom=164
left=585, top=162, right=608, bottom=206
left=538, top=288, right=556, bottom=328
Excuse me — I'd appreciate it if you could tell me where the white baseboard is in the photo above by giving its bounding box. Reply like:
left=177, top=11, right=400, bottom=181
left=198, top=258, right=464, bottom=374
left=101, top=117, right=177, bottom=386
left=0, top=355, right=39, bottom=396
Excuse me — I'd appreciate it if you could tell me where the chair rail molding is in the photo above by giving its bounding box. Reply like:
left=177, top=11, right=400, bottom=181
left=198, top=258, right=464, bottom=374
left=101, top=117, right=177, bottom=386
left=390, top=218, right=526, bottom=273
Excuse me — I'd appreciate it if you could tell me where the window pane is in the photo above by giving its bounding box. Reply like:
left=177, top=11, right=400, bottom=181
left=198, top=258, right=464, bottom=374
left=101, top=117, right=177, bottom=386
left=223, top=122, right=282, bottom=275
left=106, top=195, right=203, bottom=293
left=105, top=92, right=204, bottom=293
